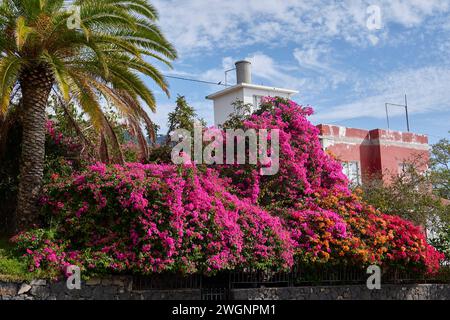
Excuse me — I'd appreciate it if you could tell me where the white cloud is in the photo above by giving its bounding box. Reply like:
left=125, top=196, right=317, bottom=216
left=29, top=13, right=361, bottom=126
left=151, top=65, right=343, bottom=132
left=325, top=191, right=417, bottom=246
left=150, top=0, right=450, bottom=130
left=312, top=66, right=450, bottom=122
left=245, top=53, right=303, bottom=88
left=190, top=53, right=304, bottom=89
left=385, top=0, right=449, bottom=27
left=200, top=57, right=235, bottom=84
left=293, top=44, right=331, bottom=71
left=153, top=0, right=450, bottom=56
left=293, top=44, right=347, bottom=89
left=367, top=34, right=380, bottom=46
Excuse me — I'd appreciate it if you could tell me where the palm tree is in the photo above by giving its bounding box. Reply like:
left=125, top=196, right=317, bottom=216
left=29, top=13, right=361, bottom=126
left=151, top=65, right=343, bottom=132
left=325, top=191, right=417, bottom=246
left=0, top=0, right=176, bottom=232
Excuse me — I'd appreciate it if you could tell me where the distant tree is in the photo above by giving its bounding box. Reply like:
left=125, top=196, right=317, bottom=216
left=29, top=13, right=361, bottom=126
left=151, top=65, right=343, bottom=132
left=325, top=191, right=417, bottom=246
left=430, top=227, right=450, bottom=262
left=167, top=95, right=206, bottom=136
left=148, top=96, right=205, bottom=163
left=428, top=135, right=450, bottom=260
left=357, top=156, right=450, bottom=233
left=431, top=134, right=450, bottom=200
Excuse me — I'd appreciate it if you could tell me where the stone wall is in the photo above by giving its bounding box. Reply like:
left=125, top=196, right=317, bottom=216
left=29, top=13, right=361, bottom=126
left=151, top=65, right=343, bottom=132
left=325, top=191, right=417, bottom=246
left=0, top=277, right=201, bottom=300
left=231, top=284, right=450, bottom=300
left=1, top=278, right=450, bottom=300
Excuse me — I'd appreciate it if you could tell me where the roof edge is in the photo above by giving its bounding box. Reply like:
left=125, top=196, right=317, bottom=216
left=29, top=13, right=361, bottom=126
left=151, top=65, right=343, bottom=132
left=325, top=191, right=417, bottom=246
left=206, top=83, right=298, bottom=100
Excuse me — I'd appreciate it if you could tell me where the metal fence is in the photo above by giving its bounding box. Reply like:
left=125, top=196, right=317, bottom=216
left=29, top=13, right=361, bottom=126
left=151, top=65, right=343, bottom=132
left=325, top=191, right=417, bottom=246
left=132, top=265, right=450, bottom=300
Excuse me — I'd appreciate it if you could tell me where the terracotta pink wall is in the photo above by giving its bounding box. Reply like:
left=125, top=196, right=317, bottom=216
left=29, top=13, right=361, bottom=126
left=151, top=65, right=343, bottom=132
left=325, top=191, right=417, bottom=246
left=317, top=124, right=429, bottom=183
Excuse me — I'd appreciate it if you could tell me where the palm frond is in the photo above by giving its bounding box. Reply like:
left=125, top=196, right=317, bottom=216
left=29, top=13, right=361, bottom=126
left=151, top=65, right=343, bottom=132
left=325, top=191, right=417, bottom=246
left=68, top=70, right=124, bottom=163
left=15, top=15, right=35, bottom=50
left=1, top=0, right=177, bottom=164
left=0, top=55, right=22, bottom=115
left=52, top=88, right=97, bottom=158
left=42, top=52, right=70, bottom=100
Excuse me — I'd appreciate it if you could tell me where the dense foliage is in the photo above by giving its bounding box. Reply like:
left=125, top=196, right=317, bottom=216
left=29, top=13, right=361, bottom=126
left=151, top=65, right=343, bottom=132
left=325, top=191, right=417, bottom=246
left=13, top=163, right=293, bottom=278
left=148, top=95, right=206, bottom=163
left=430, top=134, right=450, bottom=200
left=430, top=226, right=450, bottom=262
left=0, top=0, right=176, bottom=162
left=11, top=97, right=445, bottom=278
left=357, top=158, right=450, bottom=231
left=218, top=97, right=444, bottom=273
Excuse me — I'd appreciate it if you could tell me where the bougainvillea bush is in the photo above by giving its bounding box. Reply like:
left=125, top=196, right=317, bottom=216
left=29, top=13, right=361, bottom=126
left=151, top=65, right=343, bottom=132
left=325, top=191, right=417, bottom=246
left=13, top=163, right=293, bottom=277
left=218, top=97, right=444, bottom=273
left=312, top=190, right=443, bottom=273
left=219, top=97, right=350, bottom=208
left=12, top=97, right=444, bottom=277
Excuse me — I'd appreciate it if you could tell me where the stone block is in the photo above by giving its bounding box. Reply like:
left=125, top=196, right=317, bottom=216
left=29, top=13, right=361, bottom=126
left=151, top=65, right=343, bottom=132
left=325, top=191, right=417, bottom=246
left=0, top=283, right=18, bottom=296
left=18, top=283, right=32, bottom=295
left=30, top=280, right=47, bottom=286
left=30, top=285, right=50, bottom=299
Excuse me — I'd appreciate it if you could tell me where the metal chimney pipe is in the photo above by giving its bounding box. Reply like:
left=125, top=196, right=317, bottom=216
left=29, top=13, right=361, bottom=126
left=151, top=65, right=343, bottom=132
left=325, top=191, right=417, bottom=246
left=235, top=60, right=252, bottom=84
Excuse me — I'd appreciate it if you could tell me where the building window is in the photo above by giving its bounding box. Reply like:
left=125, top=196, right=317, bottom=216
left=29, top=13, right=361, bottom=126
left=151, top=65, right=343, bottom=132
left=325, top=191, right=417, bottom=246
left=253, top=95, right=264, bottom=110
left=342, top=161, right=361, bottom=185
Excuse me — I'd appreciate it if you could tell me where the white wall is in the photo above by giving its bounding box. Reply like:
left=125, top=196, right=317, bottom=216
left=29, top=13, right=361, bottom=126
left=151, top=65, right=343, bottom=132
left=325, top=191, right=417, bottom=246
left=213, top=87, right=293, bottom=126
left=213, top=90, right=244, bottom=127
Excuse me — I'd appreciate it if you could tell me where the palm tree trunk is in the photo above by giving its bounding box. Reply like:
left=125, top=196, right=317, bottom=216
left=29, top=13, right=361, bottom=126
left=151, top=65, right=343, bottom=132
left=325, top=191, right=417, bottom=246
left=14, top=65, right=53, bottom=232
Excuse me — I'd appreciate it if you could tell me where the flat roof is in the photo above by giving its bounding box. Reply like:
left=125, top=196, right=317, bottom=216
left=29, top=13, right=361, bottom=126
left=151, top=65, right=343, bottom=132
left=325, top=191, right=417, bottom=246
left=206, top=83, right=298, bottom=100
left=317, top=123, right=428, bottom=138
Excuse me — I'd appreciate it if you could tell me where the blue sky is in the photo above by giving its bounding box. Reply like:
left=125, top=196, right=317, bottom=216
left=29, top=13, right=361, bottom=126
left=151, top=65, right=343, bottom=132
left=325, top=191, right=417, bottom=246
left=148, top=0, right=450, bottom=144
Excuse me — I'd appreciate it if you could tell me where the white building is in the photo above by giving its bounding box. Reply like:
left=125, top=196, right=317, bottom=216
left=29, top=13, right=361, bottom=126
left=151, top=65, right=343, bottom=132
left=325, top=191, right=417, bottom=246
left=206, top=60, right=298, bottom=126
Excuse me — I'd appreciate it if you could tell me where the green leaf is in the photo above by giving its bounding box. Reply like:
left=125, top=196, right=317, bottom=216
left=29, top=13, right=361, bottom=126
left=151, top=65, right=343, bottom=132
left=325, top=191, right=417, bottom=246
left=15, top=16, right=35, bottom=50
